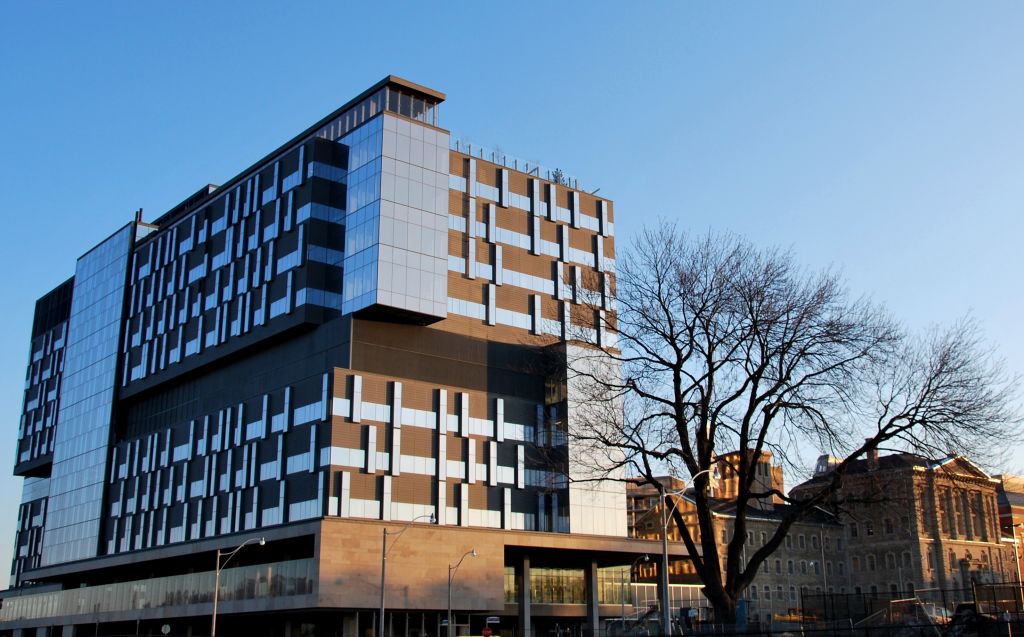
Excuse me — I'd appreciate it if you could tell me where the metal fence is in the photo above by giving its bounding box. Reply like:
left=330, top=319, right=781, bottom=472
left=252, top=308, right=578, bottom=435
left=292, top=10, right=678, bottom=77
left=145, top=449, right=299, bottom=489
left=802, top=583, right=1023, bottom=624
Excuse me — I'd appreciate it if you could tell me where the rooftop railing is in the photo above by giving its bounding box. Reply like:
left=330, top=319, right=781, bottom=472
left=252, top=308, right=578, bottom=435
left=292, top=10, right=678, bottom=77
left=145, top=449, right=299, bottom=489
left=450, top=139, right=585, bottom=192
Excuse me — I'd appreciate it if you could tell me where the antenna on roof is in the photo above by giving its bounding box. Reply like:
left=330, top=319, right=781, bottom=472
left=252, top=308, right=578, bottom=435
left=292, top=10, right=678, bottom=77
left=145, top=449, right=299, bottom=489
left=135, top=208, right=144, bottom=223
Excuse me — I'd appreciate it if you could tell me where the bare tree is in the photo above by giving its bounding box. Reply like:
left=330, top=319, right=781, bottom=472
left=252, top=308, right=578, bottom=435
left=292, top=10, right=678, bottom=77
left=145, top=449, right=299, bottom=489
left=567, top=224, right=1019, bottom=623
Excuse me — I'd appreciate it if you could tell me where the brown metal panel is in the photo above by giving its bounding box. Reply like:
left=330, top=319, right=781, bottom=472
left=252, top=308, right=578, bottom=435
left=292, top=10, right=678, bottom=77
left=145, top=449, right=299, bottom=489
left=448, top=189, right=467, bottom=216
left=399, top=426, right=434, bottom=458
left=349, top=472, right=379, bottom=500
left=446, top=434, right=464, bottom=461
left=448, top=228, right=467, bottom=257
left=391, top=474, right=433, bottom=505
left=495, top=285, right=532, bottom=314
left=449, top=151, right=467, bottom=177
left=360, top=375, right=388, bottom=405
left=540, top=219, right=559, bottom=242
left=541, top=296, right=561, bottom=321
left=569, top=227, right=597, bottom=252
left=502, top=244, right=553, bottom=279
left=399, top=383, right=435, bottom=411
left=495, top=205, right=530, bottom=235
left=468, top=481, right=488, bottom=510
left=331, top=422, right=361, bottom=448
left=475, top=163, right=498, bottom=191
left=508, top=171, right=529, bottom=199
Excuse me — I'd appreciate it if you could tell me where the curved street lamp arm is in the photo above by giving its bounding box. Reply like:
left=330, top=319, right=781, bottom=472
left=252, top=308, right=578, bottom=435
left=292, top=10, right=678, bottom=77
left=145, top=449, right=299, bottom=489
left=662, top=468, right=715, bottom=528
left=218, top=536, right=266, bottom=571
left=449, top=549, right=478, bottom=582
left=384, top=513, right=435, bottom=557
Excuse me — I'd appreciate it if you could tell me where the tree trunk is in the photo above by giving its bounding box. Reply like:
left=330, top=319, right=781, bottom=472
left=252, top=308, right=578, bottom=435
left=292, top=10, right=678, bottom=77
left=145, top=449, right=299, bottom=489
left=710, top=593, right=737, bottom=625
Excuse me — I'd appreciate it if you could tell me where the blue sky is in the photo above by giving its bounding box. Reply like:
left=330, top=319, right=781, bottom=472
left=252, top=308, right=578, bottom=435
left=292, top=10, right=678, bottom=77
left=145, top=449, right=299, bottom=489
left=0, top=2, right=1022, bottom=582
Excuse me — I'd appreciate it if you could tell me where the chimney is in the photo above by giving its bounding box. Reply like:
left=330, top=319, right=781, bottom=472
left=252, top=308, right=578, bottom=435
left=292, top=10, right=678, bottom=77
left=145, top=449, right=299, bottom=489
left=866, top=440, right=879, bottom=471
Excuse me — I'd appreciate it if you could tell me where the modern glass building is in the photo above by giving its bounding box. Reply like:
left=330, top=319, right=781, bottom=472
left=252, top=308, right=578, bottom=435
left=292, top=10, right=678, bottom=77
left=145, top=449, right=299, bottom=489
left=1, top=77, right=679, bottom=637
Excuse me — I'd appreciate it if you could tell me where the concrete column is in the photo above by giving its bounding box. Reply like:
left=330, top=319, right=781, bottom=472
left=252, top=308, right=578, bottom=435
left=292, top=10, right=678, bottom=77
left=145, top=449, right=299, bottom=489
left=585, top=558, right=600, bottom=637
left=343, top=612, right=359, bottom=637
left=518, top=555, right=532, bottom=637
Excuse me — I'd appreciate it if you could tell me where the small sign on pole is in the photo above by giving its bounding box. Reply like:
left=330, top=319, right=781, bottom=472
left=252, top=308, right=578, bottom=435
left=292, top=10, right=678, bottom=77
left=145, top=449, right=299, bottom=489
left=486, top=617, right=500, bottom=624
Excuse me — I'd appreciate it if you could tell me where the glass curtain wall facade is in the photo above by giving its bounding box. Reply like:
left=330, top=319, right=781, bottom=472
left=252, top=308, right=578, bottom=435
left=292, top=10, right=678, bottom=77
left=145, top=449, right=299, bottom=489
left=41, top=224, right=143, bottom=566
left=3, top=76, right=640, bottom=637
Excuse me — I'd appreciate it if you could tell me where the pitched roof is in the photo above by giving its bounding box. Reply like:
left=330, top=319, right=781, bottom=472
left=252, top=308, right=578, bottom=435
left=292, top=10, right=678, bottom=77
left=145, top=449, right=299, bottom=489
left=790, top=452, right=994, bottom=495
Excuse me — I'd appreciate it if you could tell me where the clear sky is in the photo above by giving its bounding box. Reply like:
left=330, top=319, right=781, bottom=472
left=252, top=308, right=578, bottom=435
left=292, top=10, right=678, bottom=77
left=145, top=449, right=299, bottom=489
left=0, top=1, right=1022, bottom=584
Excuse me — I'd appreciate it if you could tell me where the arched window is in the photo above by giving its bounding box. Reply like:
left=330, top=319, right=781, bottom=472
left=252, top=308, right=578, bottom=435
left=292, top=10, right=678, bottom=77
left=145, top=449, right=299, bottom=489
left=800, top=560, right=807, bottom=574
left=787, top=560, right=794, bottom=574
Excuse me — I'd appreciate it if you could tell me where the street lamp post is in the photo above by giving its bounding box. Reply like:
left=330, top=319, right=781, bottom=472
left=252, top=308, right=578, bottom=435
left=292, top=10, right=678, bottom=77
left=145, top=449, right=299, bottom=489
left=380, top=513, right=436, bottom=637
left=211, top=536, right=266, bottom=637
left=448, top=549, right=478, bottom=637
left=621, top=554, right=649, bottom=624
left=660, top=468, right=713, bottom=637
